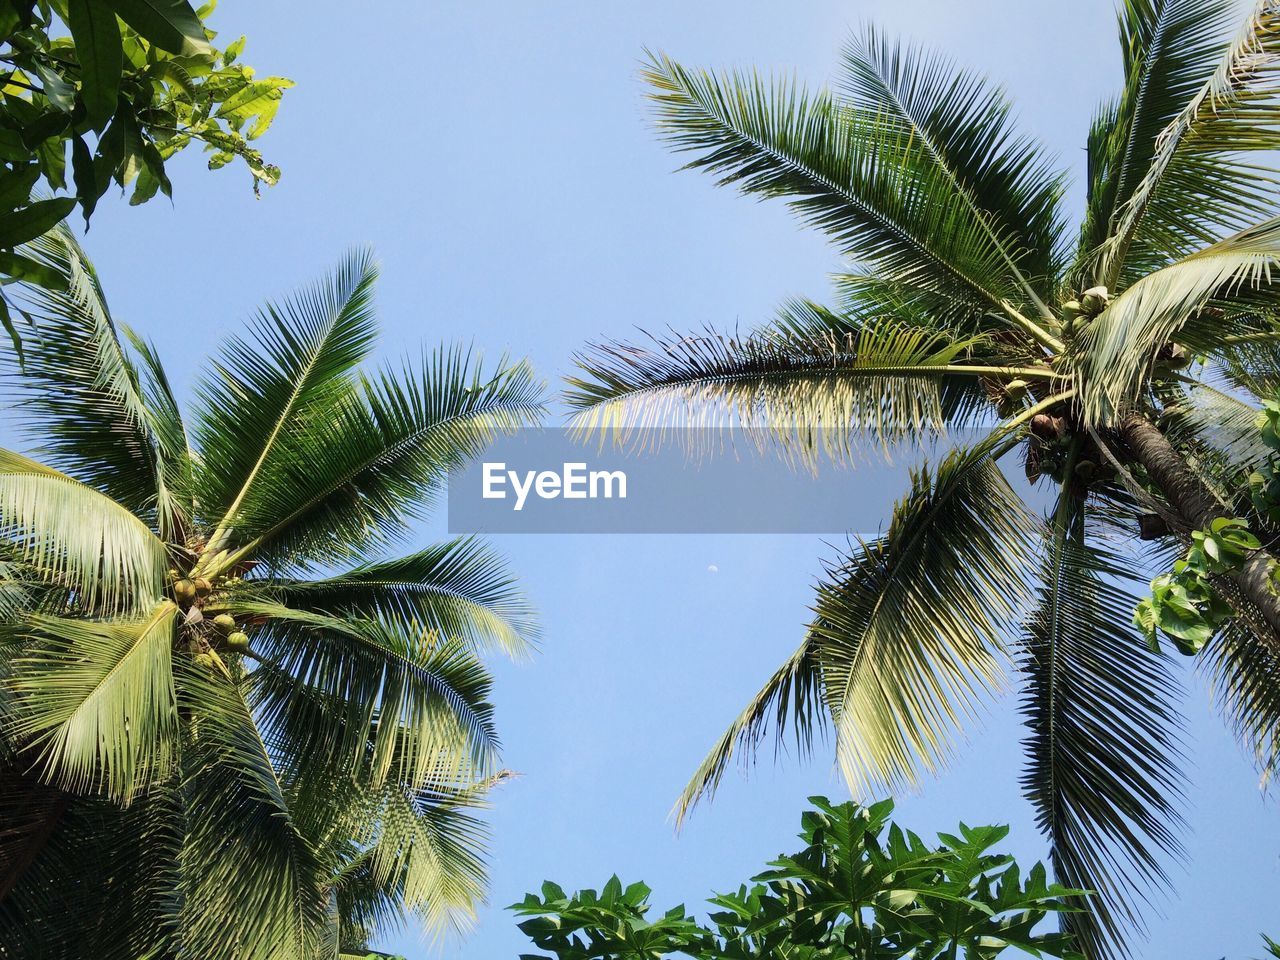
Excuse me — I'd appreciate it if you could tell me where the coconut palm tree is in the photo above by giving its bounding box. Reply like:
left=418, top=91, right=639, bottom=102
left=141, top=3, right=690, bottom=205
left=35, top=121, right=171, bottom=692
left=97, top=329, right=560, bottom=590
left=0, top=229, right=546, bottom=959
left=565, top=3, right=1280, bottom=957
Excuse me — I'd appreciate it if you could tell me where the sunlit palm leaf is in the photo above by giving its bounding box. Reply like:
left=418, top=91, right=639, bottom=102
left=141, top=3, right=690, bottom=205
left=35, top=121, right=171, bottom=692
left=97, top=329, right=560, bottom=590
left=1079, top=216, right=1280, bottom=422
left=0, top=448, right=166, bottom=614
left=193, top=249, right=380, bottom=551
left=566, top=308, right=1010, bottom=463
left=1019, top=510, right=1186, bottom=960
left=260, top=537, right=537, bottom=659
left=678, top=443, right=1037, bottom=819
left=6, top=603, right=178, bottom=802
left=1100, top=0, right=1280, bottom=286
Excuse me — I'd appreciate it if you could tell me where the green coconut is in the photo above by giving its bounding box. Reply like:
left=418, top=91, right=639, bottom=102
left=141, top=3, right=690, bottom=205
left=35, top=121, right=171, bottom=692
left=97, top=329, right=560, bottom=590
left=194, top=577, right=213, bottom=598
left=173, top=579, right=197, bottom=604
left=212, top=613, right=236, bottom=634
left=226, top=631, right=250, bottom=652
left=1080, top=285, right=1110, bottom=314
left=1005, top=378, right=1029, bottom=401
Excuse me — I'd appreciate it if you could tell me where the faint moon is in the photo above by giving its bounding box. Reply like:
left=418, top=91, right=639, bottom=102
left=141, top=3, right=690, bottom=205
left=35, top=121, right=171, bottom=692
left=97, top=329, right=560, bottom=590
left=707, top=564, right=719, bottom=573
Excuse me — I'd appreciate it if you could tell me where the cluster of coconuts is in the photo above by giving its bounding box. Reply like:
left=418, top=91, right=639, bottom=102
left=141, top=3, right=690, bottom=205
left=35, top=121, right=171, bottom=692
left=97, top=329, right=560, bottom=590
left=1025, top=411, right=1115, bottom=488
left=1059, top=285, right=1110, bottom=338
left=170, top=570, right=212, bottom=606
left=168, top=569, right=249, bottom=657
left=213, top=612, right=250, bottom=653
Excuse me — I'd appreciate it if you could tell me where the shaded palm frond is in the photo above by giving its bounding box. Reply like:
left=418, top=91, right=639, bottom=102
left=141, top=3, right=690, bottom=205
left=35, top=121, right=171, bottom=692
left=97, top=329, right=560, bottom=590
left=246, top=604, right=500, bottom=788
left=839, top=26, right=1066, bottom=296
left=5, top=228, right=185, bottom=527
left=1203, top=618, right=1280, bottom=782
left=1019, top=503, right=1187, bottom=960
left=193, top=249, right=380, bottom=551
left=1077, top=0, right=1239, bottom=284
left=175, top=661, right=332, bottom=960
left=258, top=538, right=537, bottom=660
left=6, top=604, right=178, bottom=803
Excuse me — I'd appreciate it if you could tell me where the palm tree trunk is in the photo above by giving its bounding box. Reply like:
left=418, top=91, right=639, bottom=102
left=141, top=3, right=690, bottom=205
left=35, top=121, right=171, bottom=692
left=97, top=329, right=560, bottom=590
left=1122, top=414, right=1280, bottom=639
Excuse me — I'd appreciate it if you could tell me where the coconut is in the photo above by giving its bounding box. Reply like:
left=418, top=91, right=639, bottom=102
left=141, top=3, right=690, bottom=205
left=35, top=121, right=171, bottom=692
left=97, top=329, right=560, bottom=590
left=194, top=652, right=215, bottom=669
left=212, top=613, right=236, bottom=634
left=1074, top=459, right=1097, bottom=480
left=226, top=631, right=249, bottom=653
left=1080, top=285, right=1110, bottom=314
left=193, top=577, right=212, bottom=598
left=1005, top=379, right=1029, bottom=401
left=1060, top=299, right=1083, bottom=318
left=173, top=579, right=197, bottom=604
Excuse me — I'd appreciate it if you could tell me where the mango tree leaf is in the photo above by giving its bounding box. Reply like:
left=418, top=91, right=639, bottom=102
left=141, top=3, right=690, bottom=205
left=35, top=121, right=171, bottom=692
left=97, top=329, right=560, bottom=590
left=105, top=0, right=211, bottom=56
left=0, top=197, right=76, bottom=247
left=67, top=0, right=124, bottom=130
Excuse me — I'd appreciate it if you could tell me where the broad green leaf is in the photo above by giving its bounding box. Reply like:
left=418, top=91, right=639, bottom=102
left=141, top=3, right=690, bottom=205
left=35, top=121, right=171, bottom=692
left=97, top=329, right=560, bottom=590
left=105, top=0, right=211, bottom=55
left=66, top=0, right=124, bottom=130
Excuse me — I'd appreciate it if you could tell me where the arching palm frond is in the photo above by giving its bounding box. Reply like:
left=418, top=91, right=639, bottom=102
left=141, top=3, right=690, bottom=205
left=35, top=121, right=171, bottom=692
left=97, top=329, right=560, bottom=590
left=1020, top=504, right=1187, bottom=960
left=258, top=538, right=538, bottom=660
left=566, top=308, right=1039, bottom=463
left=0, top=449, right=166, bottom=614
left=1080, top=216, right=1280, bottom=422
left=641, top=51, right=1062, bottom=347
left=1079, top=0, right=1240, bottom=284
left=245, top=605, right=500, bottom=789
left=218, top=350, right=545, bottom=574
left=1100, top=0, right=1280, bottom=287
left=193, top=249, right=380, bottom=552
left=175, top=662, right=332, bottom=960
left=5, top=229, right=188, bottom=528
left=676, top=443, right=1037, bottom=820
left=6, top=605, right=179, bottom=803
left=838, top=26, right=1066, bottom=296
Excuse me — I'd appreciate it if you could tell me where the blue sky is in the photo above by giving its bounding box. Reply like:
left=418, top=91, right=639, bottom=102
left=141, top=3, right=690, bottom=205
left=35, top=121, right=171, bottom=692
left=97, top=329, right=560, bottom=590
left=74, top=0, right=1280, bottom=956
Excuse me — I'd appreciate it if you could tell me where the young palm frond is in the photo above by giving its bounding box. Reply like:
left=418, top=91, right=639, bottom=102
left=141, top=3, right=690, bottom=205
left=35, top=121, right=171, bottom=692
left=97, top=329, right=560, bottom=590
left=0, top=235, right=547, bottom=957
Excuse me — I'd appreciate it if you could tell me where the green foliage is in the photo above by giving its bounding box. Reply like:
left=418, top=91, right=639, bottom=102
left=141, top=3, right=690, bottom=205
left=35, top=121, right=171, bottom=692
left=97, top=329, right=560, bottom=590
left=0, top=0, right=290, bottom=352
left=511, top=797, right=1086, bottom=960
left=565, top=4, right=1280, bottom=956
left=0, top=231, right=547, bottom=957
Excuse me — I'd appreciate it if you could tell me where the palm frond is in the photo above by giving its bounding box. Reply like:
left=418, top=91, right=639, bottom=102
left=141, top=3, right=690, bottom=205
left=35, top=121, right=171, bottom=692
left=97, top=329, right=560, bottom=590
left=838, top=26, right=1065, bottom=298
left=219, top=350, right=546, bottom=572
left=1099, top=0, right=1280, bottom=287
left=5, top=227, right=186, bottom=527
left=0, top=448, right=166, bottom=614
left=1079, top=216, right=1280, bottom=423
left=245, top=604, right=500, bottom=788
left=1077, top=0, right=1238, bottom=284
left=260, top=537, right=538, bottom=659
left=175, top=660, right=332, bottom=960
left=6, top=604, right=179, bottom=802
left=674, top=637, right=825, bottom=825
left=642, top=52, right=1058, bottom=342
left=678, top=442, right=1036, bottom=818
left=193, top=249, right=380, bottom=552
left=1202, top=618, right=1280, bottom=782
left=1019, top=507, right=1187, bottom=960
left=566, top=306, right=1020, bottom=463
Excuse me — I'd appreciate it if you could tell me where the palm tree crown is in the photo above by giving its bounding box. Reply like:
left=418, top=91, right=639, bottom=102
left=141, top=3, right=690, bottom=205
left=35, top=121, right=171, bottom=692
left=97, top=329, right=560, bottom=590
left=566, top=3, right=1280, bottom=957
left=0, top=230, right=546, bottom=959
